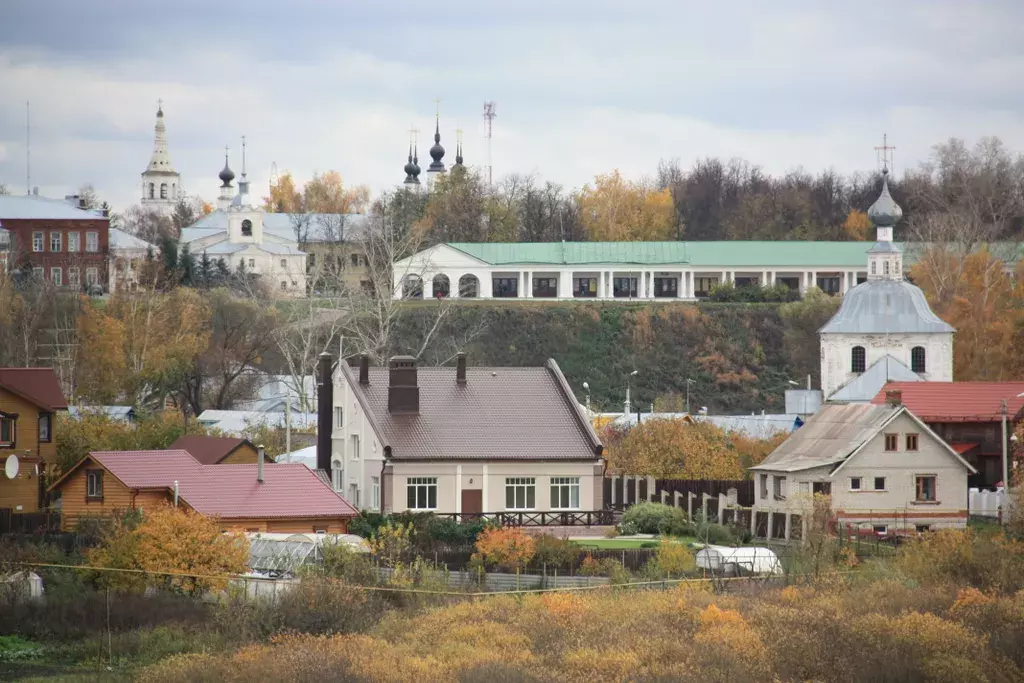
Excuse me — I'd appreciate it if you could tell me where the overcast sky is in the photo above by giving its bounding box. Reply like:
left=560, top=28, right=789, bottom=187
left=1, top=0, right=1023, bottom=212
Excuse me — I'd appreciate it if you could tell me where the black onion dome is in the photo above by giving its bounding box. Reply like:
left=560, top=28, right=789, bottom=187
left=428, top=120, right=445, bottom=171
left=404, top=145, right=417, bottom=176
left=219, top=154, right=235, bottom=186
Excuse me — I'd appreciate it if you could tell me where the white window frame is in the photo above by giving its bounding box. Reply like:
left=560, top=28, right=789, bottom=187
left=371, top=476, right=380, bottom=511
left=350, top=434, right=359, bottom=460
left=68, top=232, right=80, bottom=252
left=849, top=477, right=862, bottom=491
left=86, top=470, right=103, bottom=498
left=873, top=476, right=886, bottom=491
left=505, top=477, right=536, bottom=510
left=68, top=267, right=80, bottom=288
left=333, top=407, right=343, bottom=429
left=85, top=267, right=98, bottom=286
left=550, top=476, right=580, bottom=510
left=86, top=232, right=99, bottom=252
left=50, top=231, right=62, bottom=252
left=407, top=477, right=437, bottom=510
left=32, top=232, right=44, bottom=252
left=50, top=267, right=62, bottom=286
left=331, top=461, right=343, bottom=491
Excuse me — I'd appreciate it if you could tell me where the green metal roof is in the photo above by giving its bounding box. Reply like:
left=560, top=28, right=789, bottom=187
left=447, top=241, right=894, bottom=268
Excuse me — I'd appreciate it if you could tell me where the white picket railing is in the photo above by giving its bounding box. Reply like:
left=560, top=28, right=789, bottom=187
left=968, top=487, right=1005, bottom=518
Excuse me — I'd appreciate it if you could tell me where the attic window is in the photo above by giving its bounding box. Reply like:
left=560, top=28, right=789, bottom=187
left=0, top=414, right=15, bottom=447
left=884, top=434, right=899, bottom=452
left=906, top=434, right=919, bottom=451
left=86, top=470, right=104, bottom=500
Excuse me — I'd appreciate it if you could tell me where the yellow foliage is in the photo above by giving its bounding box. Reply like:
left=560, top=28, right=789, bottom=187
left=842, top=209, right=873, bottom=240
left=74, top=301, right=128, bottom=404
left=604, top=418, right=745, bottom=479
left=86, top=503, right=248, bottom=596
left=577, top=170, right=676, bottom=241
left=474, top=527, right=536, bottom=571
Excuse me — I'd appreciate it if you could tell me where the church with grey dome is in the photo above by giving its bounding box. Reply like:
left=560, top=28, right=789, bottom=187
left=819, top=167, right=955, bottom=402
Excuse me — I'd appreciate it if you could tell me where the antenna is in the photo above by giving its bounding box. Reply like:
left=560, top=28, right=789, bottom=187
left=483, top=101, right=496, bottom=185
left=25, top=101, right=30, bottom=195
left=241, top=135, right=247, bottom=178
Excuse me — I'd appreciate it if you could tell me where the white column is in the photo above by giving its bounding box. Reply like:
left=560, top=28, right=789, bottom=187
left=677, top=272, right=684, bottom=298
left=720, top=270, right=726, bottom=286
left=768, top=270, right=775, bottom=287
left=811, top=271, right=818, bottom=290
left=605, top=271, right=612, bottom=298
left=729, top=270, right=735, bottom=284
left=448, top=271, right=458, bottom=298
left=524, top=271, right=532, bottom=298
left=481, top=464, right=489, bottom=512
left=648, top=271, right=656, bottom=299
left=480, top=272, right=493, bottom=298
left=455, top=464, right=463, bottom=514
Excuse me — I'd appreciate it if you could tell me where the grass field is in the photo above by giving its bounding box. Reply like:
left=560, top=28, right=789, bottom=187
left=570, top=536, right=696, bottom=549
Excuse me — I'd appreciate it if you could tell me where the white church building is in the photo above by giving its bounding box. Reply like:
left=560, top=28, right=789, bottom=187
left=819, top=167, right=955, bottom=402
left=179, top=151, right=307, bottom=297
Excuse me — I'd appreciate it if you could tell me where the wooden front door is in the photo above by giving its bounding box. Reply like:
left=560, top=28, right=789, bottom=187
left=461, top=489, right=483, bottom=516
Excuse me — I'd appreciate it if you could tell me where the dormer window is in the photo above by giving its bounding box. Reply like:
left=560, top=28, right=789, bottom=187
left=241, top=219, right=253, bottom=237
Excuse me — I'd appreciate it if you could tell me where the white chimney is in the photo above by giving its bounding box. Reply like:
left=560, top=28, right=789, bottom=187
left=257, top=445, right=265, bottom=484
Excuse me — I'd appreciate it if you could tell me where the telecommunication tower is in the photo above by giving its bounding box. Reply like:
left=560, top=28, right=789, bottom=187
left=483, top=101, right=496, bottom=186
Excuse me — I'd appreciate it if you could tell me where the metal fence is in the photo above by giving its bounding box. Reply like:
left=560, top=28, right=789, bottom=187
left=0, top=509, right=61, bottom=535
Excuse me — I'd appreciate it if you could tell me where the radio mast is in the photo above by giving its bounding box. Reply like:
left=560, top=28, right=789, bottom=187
left=482, top=101, right=496, bottom=186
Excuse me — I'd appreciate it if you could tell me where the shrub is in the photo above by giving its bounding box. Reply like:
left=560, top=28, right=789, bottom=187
left=620, top=502, right=692, bottom=536
left=366, top=522, right=414, bottom=569
left=318, top=537, right=379, bottom=586
left=532, top=534, right=577, bottom=568
left=896, top=528, right=1024, bottom=593
left=474, top=528, right=536, bottom=572
left=693, top=512, right=734, bottom=545
left=577, top=554, right=632, bottom=584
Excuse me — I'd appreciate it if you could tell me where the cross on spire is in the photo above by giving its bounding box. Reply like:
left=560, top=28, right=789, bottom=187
left=875, top=133, right=896, bottom=172
left=157, top=98, right=163, bottom=110
left=435, top=96, right=441, bottom=118
left=408, top=125, right=419, bottom=145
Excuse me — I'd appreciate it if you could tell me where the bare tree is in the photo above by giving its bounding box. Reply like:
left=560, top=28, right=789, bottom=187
left=120, top=204, right=176, bottom=243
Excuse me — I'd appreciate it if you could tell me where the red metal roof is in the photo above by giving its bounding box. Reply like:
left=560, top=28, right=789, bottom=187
left=947, top=442, right=977, bottom=454
left=168, top=435, right=253, bottom=465
left=871, top=382, right=1024, bottom=422
left=0, top=368, right=68, bottom=411
left=78, top=450, right=357, bottom=519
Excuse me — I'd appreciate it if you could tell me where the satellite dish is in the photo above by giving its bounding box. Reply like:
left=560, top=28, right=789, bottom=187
left=4, top=455, right=19, bottom=480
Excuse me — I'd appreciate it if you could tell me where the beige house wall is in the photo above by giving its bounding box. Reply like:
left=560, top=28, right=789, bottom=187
left=388, top=460, right=601, bottom=514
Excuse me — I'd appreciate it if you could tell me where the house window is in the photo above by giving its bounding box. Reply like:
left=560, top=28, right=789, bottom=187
left=50, top=232, right=62, bottom=252
left=86, top=470, right=104, bottom=499
left=68, top=232, right=80, bottom=252
left=693, top=277, right=719, bottom=297
left=32, top=232, right=44, bottom=252
left=874, top=477, right=886, bottom=491
left=349, top=484, right=359, bottom=508
left=351, top=254, right=360, bottom=267
left=407, top=477, right=437, bottom=510
left=280, top=259, right=287, bottom=269
left=371, top=476, right=380, bottom=510
left=51, top=267, right=62, bottom=286
left=759, top=474, right=768, bottom=499
left=532, top=277, right=557, bottom=298
left=505, top=477, right=536, bottom=510
left=613, top=277, right=638, bottom=298
left=0, top=415, right=15, bottom=447
left=816, top=275, right=841, bottom=295
left=812, top=481, right=831, bottom=496
left=773, top=475, right=787, bottom=500
left=654, top=277, right=678, bottom=298
left=911, top=346, right=926, bottom=373
left=32, top=267, right=43, bottom=280
left=85, top=267, right=98, bottom=286
left=573, top=277, right=597, bottom=298
left=350, top=434, right=359, bottom=460
left=915, top=524, right=931, bottom=533
left=68, top=267, right=80, bottom=288
left=248, top=258, right=256, bottom=268
left=851, top=346, right=866, bottom=373
left=331, top=461, right=343, bottom=491
left=906, top=434, right=919, bottom=451
left=86, top=232, right=99, bottom=252
left=850, top=477, right=862, bottom=491
left=550, top=477, right=580, bottom=509
left=873, top=525, right=887, bottom=535
left=241, top=219, right=253, bottom=236
left=492, top=277, right=518, bottom=298
left=884, top=434, right=898, bottom=452
left=334, top=407, right=343, bottom=429
left=915, top=475, right=936, bottom=502
left=38, top=413, right=52, bottom=442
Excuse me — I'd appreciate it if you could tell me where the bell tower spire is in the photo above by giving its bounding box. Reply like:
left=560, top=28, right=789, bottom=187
left=140, top=99, right=181, bottom=211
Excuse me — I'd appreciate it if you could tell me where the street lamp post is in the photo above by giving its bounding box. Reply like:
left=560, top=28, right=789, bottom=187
left=625, top=370, right=638, bottom=415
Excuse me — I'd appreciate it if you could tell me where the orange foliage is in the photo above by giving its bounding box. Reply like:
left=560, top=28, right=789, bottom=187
left=842, top=209, right=872, bottom=240
left=474, top=527, right=536, bottom=571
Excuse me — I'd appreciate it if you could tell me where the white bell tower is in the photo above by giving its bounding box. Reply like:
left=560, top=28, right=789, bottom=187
left=140, top=100, right=181, bottom=211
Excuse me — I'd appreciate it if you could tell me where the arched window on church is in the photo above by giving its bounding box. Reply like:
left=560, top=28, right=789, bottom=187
left=160, top=183, right=167, bottom=199
left=911, top=346, right=926, bottom=374
left=148, top=183, right=155, bottom=199
left=851, top=346, right=866, bottom=373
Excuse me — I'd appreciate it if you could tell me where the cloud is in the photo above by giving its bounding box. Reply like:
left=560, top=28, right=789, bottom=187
left=0, top=0, right=1023, bottom=213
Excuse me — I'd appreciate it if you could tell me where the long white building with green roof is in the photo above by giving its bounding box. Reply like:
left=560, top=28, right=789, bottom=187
left=392, top=240, right=903, bottom=300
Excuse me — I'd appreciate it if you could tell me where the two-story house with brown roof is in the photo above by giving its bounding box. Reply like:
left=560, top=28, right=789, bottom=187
left=321, top=353, right=605, bottom=516
left=0, top=368, right=68, bottom=512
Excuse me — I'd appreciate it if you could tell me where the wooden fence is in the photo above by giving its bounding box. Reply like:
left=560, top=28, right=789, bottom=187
left=604, top=477, right=754, bottom=510
left=0, top=509, right=61, bottom=535
left=434, top=510, right=614, bottom=527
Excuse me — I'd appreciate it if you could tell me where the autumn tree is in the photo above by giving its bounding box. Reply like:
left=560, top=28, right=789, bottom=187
left=473, top=527, right=536, bottom=572
left=86, top=503, right=248, bottom=595
left=264, top=170, right=370, bottom=218
left=74, top=302, right=128, bottom=404
left=842, top=209, right=872, bottom=240
left=577, top=170, right=675, bottom=241
left=603, top=418, right=745, bottom=479
left=422, top=166, right=489, bottom=243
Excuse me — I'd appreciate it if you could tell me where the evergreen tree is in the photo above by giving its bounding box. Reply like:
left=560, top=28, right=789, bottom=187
left=215, top=258, right=231, bottom=286
left=198, top=252, right=213, bottom=289
left=179, top=243, right=198, bottom=287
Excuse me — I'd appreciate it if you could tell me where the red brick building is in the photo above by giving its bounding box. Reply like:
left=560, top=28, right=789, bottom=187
left=0, top=194, right=110, bottom=292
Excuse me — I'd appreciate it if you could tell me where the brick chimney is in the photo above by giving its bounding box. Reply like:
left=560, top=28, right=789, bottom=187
left=388, top=356, right=419, bottom=414
left=456, top=352, right=467, bottom=385
left=359, top=354, right=370, bottom=385
left=885, top=390, right=902, bottom=407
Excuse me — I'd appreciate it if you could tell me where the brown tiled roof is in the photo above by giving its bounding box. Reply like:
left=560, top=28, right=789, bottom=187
left=343, top=360, right=602, bottom=461
left=168, top=435, right=254, bottom=465
left=0, top=368, right=68, bottom=411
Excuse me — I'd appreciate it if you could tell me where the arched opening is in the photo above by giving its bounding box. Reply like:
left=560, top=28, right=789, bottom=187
left=160, top=183, right=167, bottom=199
left=911, top=346, right=926, bottom=374
left=148, top=183, right=155, bottom=199
left=432, top=274, right=450, bottom=298
left=458, top=274, right=479, bottom=298
left=402, top=275, right=423, bottom=299
left=851, top=346, right=866, bottom=373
